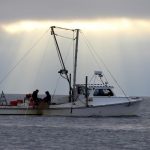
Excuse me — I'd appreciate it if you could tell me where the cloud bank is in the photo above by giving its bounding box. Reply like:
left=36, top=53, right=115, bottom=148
left=0, top=0, right=150, bottom=23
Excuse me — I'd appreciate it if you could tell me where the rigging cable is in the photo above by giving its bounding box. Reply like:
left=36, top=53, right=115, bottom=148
left=52, top=28, right=75, bottom=70
left=55, top=34, right=74, bottom=40
left=0, top=29, right=49, bottom=86
left=81, top=31, right=130, bottom=101
left=51, top=76, right=61, bottom=101
left=80, top=31, right=108, bottom=83
left=35, top=34, right=52, bottom=82
left=53, top=26, right=74, bottom=31
left=64, top=31, right=75, bottom=67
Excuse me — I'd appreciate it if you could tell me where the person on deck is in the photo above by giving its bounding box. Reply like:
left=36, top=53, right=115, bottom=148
left=43, top=91, right=51, bottom=105
left=32, top=89, right=39, bottom=105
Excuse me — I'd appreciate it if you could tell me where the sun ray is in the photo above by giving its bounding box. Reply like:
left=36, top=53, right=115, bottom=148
left=1, top=18, right=150, bottom=34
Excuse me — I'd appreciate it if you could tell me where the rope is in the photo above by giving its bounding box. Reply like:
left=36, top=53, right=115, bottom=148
left=51, top=36, right=74, bottom=100
left=52, top=26, right=74, bottom=31
left=89, top=74, right=95, bottom=83
left=53, top=30, right=75, bottom=70
left=0, top=29, right=49, bottom=86
left=34, top=36, right=51, bottom=83
left=80, top=31, right=130, bottom=102
left=64, top=37, right=74, bottom=63
left=51, top=76, right=61, bottom=101
left=55, top=34, right=74, bottom=40
left=80, top=32, right=109, bottom=82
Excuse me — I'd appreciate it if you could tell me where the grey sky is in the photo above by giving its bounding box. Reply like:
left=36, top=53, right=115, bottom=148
left=0, top=0, right=150, bottom=96
left=0, top=0, right=150, bottom=23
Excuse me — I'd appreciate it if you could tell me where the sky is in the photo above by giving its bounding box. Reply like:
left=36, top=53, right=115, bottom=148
left=0, top=0, right=150, bottom=96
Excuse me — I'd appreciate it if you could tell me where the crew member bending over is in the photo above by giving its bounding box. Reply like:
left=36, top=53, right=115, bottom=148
left=43, top=91, right=51, bottom=105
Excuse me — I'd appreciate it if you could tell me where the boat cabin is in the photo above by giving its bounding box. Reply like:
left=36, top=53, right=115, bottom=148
left=76, top=84, right=114, bottom=97
left=92, top=86, right=114, bottom=96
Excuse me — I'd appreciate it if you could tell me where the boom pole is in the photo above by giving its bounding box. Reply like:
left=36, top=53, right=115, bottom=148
left=50, top=26, right=70, bottom=83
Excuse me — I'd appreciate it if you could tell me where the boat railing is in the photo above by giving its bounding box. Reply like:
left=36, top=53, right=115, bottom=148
left=76, top=84, right=114, bottom=89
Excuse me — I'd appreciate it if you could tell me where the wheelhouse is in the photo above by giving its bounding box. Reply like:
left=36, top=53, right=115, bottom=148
left=93, top=88, right=114, bottom=96
left=76, top=84, right=114, bottom=97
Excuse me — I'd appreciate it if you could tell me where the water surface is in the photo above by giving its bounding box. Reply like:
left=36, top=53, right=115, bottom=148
left=0, top=97, right=149, bottom=150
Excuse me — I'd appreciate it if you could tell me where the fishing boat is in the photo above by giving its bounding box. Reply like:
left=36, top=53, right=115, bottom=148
left=0, top=26, right=142, bottom=116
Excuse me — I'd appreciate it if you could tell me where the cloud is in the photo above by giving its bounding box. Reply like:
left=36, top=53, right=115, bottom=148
left=0, top=0, right=150, bottom=23
left=0, top=0, right=150, bottom=96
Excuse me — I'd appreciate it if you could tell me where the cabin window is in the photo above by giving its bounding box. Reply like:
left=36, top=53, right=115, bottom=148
left=93, top=89, right=113, bottom=96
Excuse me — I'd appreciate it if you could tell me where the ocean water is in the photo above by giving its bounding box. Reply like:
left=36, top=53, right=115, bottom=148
left=0, top=96, right=150, bottom=150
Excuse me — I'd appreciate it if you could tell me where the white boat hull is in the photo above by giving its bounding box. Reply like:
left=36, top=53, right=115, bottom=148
left=0, top=98, right=142, bottom=117
left=0, top=107, right=39, bottom=115
left=43, top=100, right=141, bottom=117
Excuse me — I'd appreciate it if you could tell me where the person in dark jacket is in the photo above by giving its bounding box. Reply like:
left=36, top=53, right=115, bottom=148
left=32, top=89, right=39, bottom=105
left=43, top=91, right=51, bottom=105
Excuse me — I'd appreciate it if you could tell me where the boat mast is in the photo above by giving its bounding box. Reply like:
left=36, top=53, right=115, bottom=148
left=73, top=29, right=79, bottom=101
left=50, top=26, right=79, bottom=102
left=50, top=26, right=70, bottom=84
